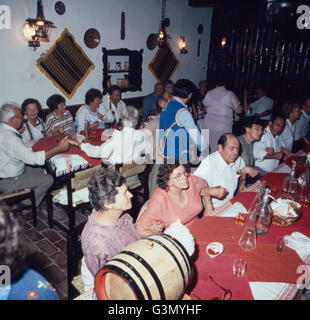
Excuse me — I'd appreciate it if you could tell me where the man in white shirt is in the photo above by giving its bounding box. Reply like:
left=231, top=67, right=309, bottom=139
left=278, top=102, right=302, bottom=151
left=0, top=103, right=69, bottom=208
left=243, top=87, right=274, bottom=121
left=293, top=97, right=310, bottom=149
left=194, top=134, right=258, bottom=209
left=98, top=86, right=126, bottom=126
left=75, top=88, right=105, bottom=133
left=253, top=115, right=286, bottom=175
left=71, top=106, right=148, bottom=165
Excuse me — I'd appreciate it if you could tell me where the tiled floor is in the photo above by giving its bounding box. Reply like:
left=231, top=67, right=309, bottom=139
left=16, top=191, right=144, bottom=300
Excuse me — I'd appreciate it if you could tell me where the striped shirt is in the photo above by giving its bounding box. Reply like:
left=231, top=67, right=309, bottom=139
left=45, top=110, right=73, bottom=135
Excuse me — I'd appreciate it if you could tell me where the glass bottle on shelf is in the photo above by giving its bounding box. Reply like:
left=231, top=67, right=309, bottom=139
left=239, top=210, right=256, bottom=251
left=282, top=161, right=298, bottom=200
left=255, top=188, right=273, bottom=235
left=124, top=75, right=129, bottom=87
left=115, top=62, right=121, bottom=71
left=124, top=61, right=130, bottom=71
left=107, top=75, right=111, bottom=89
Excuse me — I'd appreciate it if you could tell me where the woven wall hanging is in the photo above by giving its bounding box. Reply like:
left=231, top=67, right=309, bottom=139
left=37, top=28, right=94, bottom=99
left=148, top=44, right=179, bottom=83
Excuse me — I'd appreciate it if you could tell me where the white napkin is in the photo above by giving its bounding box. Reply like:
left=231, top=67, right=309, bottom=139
left=164, top=220, right=195, bottom=256
left=272, top=163, right=291, bottom=173
left=220, top=202, right=247, bottom=217
left=284, top=232, right=310, bottom=261
left=53, top=187, right=89, bottom=207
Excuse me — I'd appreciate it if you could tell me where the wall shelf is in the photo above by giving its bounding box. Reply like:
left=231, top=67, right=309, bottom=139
left=102, top=47, right=143, bottom=94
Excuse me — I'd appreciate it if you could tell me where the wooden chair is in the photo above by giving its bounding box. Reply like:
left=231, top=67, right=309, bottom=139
left=115, top=156, right=148, bottom=200
left=46, top=165, right=103, bottom=233
left=0, top=188, right=37, bottom=226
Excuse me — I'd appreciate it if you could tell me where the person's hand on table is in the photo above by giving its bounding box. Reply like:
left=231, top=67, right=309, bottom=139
left=239, top=182, right=247, bottom=192
left=203, top=186, right=228, bottom=199
left=89, top=121, right=99, bottom=129
left=241, top=166, right=259, bottom=178
left=150, top=221, right=165, bottom=234
left=67, top=138, right=79, bottom=146
left=281, top=147, right=294, bottom=160
left=302, top=136, right=310, bottom=145
left=57, top=136, right=70, bottom=152
left=54, top=125, right=64, bottom=135
left=265, top=147, right=274, bottom=154
left=97, top=112, right=104, bottom=121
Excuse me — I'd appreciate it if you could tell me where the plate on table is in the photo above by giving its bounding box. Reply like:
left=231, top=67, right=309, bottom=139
left=206, top=242, right=224, bottom=258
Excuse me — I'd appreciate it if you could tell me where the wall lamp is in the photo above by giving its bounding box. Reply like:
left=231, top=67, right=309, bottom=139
left=21, top=0, right=55, bottom=50
left=178, top=36, right=188, bottom=54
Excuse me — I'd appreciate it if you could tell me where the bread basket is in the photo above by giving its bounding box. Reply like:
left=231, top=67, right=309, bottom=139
left=271, top=200, right=302, bottom=227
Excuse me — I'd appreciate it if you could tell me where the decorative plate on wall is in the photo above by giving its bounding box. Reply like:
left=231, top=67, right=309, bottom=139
left=146, top=33, right=157, bottom=50
left=55, top=1, right=66, bottom=15
left=84, top=28, right=101, bottom=49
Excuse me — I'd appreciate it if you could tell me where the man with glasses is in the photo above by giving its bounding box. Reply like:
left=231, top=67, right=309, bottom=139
left=238, top=117, right=266, bottom=167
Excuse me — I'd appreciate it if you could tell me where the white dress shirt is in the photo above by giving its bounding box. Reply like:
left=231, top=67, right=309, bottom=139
left=253, top=126, right=282, bottom=173
left=98, top=94, right=126, bottom=124
left=294, top=109, right=310, bottom=140
left=278, top=119, right=294, bottom=151
left=250, top=96, right=274, bottom=120
left=81, top=127, right=149, bottom=165
left=0, top=123, right=45, bottom=178
left=194, top=151, right=245, bottom=209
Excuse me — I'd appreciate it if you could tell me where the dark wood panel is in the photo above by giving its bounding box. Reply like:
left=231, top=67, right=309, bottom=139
left=206, top=6, right=310, bottom=112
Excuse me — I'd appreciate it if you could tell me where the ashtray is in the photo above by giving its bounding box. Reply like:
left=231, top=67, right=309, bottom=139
left=206, top=242, right=224, bottom=258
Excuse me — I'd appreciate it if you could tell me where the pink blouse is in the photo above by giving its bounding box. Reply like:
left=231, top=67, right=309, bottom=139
left=136, top=175, right=206, bottom=230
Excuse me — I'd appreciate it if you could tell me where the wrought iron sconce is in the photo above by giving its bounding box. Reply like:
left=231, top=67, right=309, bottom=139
left=21, top=0, right=55, bottom=50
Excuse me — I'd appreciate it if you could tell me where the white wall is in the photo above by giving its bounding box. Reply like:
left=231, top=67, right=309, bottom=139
left=0, top=0, right=212, bottom=108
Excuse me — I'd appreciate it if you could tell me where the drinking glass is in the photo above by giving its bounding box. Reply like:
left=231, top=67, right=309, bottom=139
left=275, top=236, right=287, bottom=253
left=233, top=258, right=247, bottom=277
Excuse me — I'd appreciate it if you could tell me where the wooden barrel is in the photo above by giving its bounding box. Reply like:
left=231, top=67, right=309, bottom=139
left=95, top=234, right=193, bottom=300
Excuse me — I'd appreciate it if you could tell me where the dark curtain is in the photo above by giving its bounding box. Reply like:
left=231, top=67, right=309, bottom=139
left=207, top=6, right=310, bottom=113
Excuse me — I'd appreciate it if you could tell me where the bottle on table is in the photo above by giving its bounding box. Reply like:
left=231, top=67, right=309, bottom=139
left=239, top=210, right=257, bottom=251
left=255, top=188, right=273, bottom=235
left=282, top=161, right=298, bottom=200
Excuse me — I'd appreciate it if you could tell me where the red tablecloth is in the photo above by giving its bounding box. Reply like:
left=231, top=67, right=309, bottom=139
left=189, top=253, right=254, bottom=300
left=32, top=131, right=104, bottom=167
left=189, top=168, right=310, bottom=299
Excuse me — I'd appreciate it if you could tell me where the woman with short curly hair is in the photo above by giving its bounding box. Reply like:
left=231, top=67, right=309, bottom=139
left=136, top=162, right=221, bottom=238
left=81, top=168, right=140, bottom=291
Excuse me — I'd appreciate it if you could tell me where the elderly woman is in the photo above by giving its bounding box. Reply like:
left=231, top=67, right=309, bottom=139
left=136, top=163, right=227, bottom=238
left=72, top=105, right=148, bottom=164
left=75, top=88, right=105, bottom=134
left=21, top=98, right=46, bottom=146
left=0, top=203, right=58, bottom=300
left=45, top=94, right=74, bottom=136
left=81, top=168, right=141, bottom=288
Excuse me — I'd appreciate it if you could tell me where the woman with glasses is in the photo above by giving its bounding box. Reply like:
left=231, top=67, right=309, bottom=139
left=136, top=162, right=227, bottom=237
left=21, top=98, right=46, bottom=147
